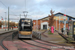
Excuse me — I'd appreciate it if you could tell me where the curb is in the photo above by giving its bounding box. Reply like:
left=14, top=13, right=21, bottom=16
left=0, top=30, right=18, bottom=35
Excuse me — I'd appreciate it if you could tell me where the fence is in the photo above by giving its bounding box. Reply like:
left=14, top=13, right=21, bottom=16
left=12, top=31, right=18, bottom=40
left=33, top=31, right=41, bottom=39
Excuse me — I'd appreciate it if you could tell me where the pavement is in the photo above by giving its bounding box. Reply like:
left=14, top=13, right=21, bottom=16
left=41, top=30, right=74, bottom=46
left=0, top=28, right=18, bottom=50
left=0, top=28, right=18, bottom=34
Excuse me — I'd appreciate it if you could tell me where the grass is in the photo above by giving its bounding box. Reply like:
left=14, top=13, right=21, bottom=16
left=68, top=33, right=72, bottom=35
left=48, top=31, right=53, bottom=35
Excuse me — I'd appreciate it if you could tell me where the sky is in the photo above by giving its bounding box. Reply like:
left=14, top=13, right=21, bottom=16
left=0, top=0, right=75, bottom=22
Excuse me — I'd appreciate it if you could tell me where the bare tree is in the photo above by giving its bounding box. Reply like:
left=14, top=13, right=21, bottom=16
left=48, top=9, right=55, bottom=27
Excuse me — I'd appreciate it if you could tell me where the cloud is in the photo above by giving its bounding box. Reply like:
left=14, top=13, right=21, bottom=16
left=40, top=0, right=75, bottom=8
left=60, top=7, right=75, bottom=17
left=0, top=0, right=75, bottom=22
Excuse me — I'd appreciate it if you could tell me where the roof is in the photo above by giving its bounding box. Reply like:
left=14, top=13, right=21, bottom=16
left=39, top=12, right=75, bottom=20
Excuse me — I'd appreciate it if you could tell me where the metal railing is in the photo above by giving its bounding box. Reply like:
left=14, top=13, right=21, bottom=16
left=33, top=31, right=41, bottom=39
left=12, top=31, right=18, bottom=40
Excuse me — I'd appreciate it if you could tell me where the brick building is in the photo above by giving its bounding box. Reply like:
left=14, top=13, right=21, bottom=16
left=33, top=12, right=75, bottom=30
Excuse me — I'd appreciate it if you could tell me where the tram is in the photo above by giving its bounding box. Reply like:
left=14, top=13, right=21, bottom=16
left=18, top=18, right=33, bottom=38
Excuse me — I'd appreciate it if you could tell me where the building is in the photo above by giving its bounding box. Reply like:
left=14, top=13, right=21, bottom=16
left=33, top=12, right=75, bottom=30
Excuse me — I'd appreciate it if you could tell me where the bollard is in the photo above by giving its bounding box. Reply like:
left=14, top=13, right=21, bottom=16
left=12, top=31, right=18, bottom=40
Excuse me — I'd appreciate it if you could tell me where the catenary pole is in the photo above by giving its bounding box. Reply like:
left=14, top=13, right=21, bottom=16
left=5, top=12, right=6, bottom=31
left=20, top=14, right=21, bottom=19
left=8, top=7, right=9, bottom=30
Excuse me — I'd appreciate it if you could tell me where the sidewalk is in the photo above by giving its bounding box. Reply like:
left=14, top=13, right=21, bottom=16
left=0, top=28, right=18, bottom=34
left=41, top=31, right=74, bottom=46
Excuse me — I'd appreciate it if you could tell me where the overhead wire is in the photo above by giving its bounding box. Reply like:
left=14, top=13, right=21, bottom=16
left=0, top=1, right=8, bottom=8
left=0, top=0, right=19, bottom=17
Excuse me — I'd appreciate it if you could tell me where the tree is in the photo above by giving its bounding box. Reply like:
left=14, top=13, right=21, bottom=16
left=0, top=21, right=2, bottom=27
left=15, top=23, right=18, bottom=27
left=9, top=22, right=15, bottom=27
left=48, top=9, right=55, bottom=27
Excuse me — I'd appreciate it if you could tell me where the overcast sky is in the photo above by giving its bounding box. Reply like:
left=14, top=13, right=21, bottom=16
left=0, top=0, right=75, bottom=22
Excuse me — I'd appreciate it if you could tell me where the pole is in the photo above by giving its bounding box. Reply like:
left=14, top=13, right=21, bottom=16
left=5, top=12, right=6, bottom=31
left=40, top=20, right=42, bottom=29
left=64, top=14, right=66, bottom=34
left=8, top=7, right=9, bottom=30
left=37, top=18, right=38, bottom=31
left=36, top=17, right=37, bottom=31
left=20, top=14, right=21, bottom=19
left=59, top=16, right=60, bottom=32
left=56, top=19, right=57, bottom=30
left=25, top=0, right=26, bottom=11
left=1, top=16, right=3, bottom=29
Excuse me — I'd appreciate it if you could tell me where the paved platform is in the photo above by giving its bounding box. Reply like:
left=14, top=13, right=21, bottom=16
left=0, top=28, right=18, bottom=34
left=41, top=31, right=74, bottom=46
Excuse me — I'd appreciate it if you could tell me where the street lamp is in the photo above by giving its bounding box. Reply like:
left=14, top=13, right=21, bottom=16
left=63, top=14, right=66, bottom=34
left=5, top=12, right=6, bottom=31
left=59, top=16, right=60, bottom=32
left=56, top=18, right=57, bottom=30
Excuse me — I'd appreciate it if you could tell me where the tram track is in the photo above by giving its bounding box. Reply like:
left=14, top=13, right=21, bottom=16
left=11, top=31, right=75, bottom=50
left=21, top=40, right=50, bottom=50
left=1, top=34, right=11, bottom=50
left=20, top=39, right=69, bottom=50
left=18, top=36, right=75, bottom=50
left=0, top=31, right=17, bottom=50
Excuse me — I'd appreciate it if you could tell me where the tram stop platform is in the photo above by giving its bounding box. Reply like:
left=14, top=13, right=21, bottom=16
left=34, top=30, right=75, bottom=46
left=0, top=28, right=18, bottom=34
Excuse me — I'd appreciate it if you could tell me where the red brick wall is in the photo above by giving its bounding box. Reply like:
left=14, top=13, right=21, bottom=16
left=53, top=20, right=68, bottom=30
left=33, top=20, right=68, bottom=30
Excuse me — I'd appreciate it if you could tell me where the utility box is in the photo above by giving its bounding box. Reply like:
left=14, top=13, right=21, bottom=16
left=68, top=20, right=75, bottom=41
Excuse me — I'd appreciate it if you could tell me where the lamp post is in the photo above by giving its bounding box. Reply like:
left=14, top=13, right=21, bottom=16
left=37, top=17, right=38, bottom=31
left=64, top=14, right=66, bottom=34
left=59, top=16, right=60, bottom=32
left=56, top=18, right=57, bottom=30
left=8, top=7, right=9, bottom=31
left=5, top=12, right=6, bottom=31
left=40, top=20, right=42, bottom=30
